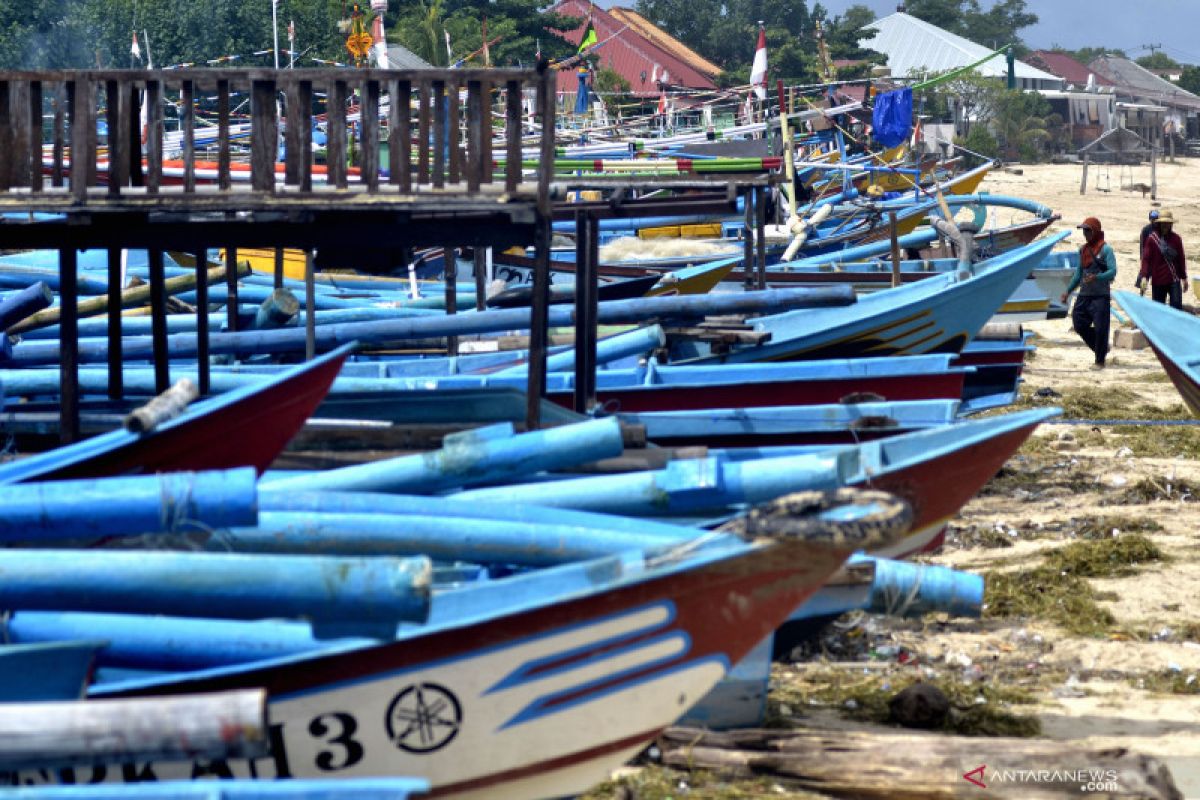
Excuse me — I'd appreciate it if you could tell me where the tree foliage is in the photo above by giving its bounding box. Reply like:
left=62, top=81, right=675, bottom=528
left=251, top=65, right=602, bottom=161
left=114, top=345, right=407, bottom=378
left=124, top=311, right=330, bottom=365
left=634, top=0, right=880, bottom=85
left=904, top=0, right=1037, bottom=53
left=1180, top=65, right=1200, bottom=97
left=1135, top=51, right=1181, bottom=70
left=0, top=0, right=576, bottom=70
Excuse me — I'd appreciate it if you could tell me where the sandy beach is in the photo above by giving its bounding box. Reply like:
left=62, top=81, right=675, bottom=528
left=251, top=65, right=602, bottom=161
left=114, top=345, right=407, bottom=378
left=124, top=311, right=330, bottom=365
left=586, top=159, right=1200, bottom=799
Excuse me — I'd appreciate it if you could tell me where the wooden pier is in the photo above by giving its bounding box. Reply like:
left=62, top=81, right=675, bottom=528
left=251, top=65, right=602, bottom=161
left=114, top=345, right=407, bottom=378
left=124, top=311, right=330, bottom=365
left=0, top=67, right=557, bottom=440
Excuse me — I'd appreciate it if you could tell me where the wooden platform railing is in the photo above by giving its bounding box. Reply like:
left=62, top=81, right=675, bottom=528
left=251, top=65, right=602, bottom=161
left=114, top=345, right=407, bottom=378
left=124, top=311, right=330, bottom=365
left=0, top=67, right=554, bottom=204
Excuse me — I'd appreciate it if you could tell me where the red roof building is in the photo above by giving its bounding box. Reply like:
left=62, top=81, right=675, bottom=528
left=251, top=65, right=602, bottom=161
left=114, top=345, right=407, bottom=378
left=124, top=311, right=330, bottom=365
left=549, top=0, right=720, bottom=98
left=1026, top=50, right=1114, bottom=89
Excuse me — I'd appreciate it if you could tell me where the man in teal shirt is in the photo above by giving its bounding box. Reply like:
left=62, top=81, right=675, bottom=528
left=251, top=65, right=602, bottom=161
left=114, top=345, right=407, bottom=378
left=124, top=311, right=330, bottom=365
left=1059, top=216, right=1117, bottom=370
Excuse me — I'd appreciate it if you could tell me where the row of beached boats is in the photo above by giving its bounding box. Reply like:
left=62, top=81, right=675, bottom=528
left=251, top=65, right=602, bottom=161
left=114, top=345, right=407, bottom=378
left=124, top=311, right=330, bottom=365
left=7, top=136, right=1195, bottom=797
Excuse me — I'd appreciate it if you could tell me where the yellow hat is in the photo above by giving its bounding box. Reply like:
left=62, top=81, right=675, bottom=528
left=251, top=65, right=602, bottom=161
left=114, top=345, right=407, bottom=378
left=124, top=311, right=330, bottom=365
left=1157, top=209, right=1175, bottom=224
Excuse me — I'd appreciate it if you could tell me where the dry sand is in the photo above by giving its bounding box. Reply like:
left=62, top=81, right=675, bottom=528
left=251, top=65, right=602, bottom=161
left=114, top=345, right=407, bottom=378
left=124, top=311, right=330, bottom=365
left=894, top=161, right=1200, bottom=796
left=590, top=161, right=1200, bottom=799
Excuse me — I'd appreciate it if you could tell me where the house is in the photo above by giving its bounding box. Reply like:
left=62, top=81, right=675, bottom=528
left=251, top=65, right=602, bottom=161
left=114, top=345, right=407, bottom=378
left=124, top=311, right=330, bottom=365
left=860, top=11, right=1063, bottom=91
left=1088, top=55, right=1200, bottom=139
left=1024, top=50, right=1118, bottom=148
left=549, top=0, right=720, bottom=100
left=386, top=43, right=433, bottom=70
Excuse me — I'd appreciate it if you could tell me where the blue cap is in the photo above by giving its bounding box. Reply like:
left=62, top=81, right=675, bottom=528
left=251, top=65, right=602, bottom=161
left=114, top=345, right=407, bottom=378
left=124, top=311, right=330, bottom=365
left=1150, top=210, right=1160, bottom=220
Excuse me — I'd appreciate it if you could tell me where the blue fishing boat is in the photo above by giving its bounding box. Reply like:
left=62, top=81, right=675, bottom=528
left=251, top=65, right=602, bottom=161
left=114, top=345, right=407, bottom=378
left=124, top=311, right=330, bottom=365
left=1117, top=291, right=1200, bottom=413
left=672, top=232, right=1068, bottom=363
left=16, top=491, right=908, bottom=799
left=0, top=344, right=351, bottom=482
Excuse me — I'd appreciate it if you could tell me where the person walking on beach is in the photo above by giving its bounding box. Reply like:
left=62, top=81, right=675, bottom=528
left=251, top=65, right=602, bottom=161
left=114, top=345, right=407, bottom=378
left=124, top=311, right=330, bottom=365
left=1141, top=209, right=1159, bottom=249
left=1060, top=216, right=1117, bottom=370
left=1136, top=209, right=1187, bottom=309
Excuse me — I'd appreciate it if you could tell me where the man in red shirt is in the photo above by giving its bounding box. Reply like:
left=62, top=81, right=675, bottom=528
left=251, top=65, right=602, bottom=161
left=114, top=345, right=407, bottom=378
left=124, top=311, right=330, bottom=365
left=1137, top=209, right=1188, bottom=309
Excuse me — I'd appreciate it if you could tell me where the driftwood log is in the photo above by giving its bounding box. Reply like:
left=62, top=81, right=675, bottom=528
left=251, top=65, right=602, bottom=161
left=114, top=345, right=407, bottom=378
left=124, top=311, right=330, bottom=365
left=659, top=727, right=1181, bottom=800
left=0, top=689, right=267, bottom=770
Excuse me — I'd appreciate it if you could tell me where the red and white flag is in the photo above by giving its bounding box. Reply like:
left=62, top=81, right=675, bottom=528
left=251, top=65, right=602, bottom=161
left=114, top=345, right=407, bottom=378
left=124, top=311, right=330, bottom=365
left=130, top=30, right=142, bottom=63
left=750, top=25, right=767, bottom=100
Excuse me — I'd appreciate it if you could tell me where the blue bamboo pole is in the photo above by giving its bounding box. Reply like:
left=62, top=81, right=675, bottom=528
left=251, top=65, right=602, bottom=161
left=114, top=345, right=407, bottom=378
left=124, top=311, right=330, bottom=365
left=491, top=324, right=665, bottom=377
left=868, top=557, right=983, bottom=618
left=4, top=611, right=373, bottom=671
left=0, top=282, right=53, bottom=330
left=454, top=449, right=852, bottom=515
left=0, top=550, right=431, bottom=633
left=0, top=469, right=258, bottom=542
left=263, top=417, right=625, bottom=493
left=1, top=287, right=854, bottom=366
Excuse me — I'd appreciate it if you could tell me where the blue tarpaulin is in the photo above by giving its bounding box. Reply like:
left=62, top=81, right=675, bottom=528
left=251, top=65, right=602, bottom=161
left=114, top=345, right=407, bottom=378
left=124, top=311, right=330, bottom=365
left=575, top=68, right=591, bottom=115
left=872, top=87, right=913, bottom=149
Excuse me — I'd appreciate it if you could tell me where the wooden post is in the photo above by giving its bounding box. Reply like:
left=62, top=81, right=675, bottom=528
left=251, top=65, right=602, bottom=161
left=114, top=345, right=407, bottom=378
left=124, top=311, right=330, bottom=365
left=392, top=79, right=412, bottom=192
left=327, top=79, right=347, bottom=189
left=473, top=247, right=487, bottom=311
left=145, top=78, right=161, bottom=193
left=305, top=249, right=316, bottom=361
left=742, top=187, right=754, bottom=289
left=361, top=78, right=380, bottom=191
left=417, top=79, right=431, bottom=185
left=432, top=80, right=446, bottom=189
left=58, top=248, right=79, bottom=445
left=506, top=80, right=522, bottom=191
left=466, top=80, right=482, bottom=193
left=447, top=77, right=462, bottom=185
left=444, top=246, right=457, bottom=356
left=148, top=249, right=169, bottom=394
left=194, top=246, right=209, bottom=395
left=755, top=185, right=767, bottom=290
left=181, top=79, right=195, bottom=193
left=53, top=82, right=66, bottom=188
left=526, top=67, right=556, bottom=433
left=250, top=78, right=277, bottom=193
left=888, top=211, right=903, bottom=288
left=225, top=247, right=240, bottom=333
left=103, top=79, right=122, bottom=195
left=217, top=78, right=231, bottom=191
left=106, top=247, right=122, bottom=400
left=1079, top=152, right=1089, bottom=195
left=573, top=211, right=594, bottom=414
left=1151, top=144, right=1158, bottom=201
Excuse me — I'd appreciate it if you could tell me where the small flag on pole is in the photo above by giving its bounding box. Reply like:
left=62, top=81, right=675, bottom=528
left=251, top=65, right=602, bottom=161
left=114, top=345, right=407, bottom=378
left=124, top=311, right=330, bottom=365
left=577, top=19, right=598, bottom=54
left=750, top=24, right=767, bottom=100
left=444, top=29, right=453, bottom=64
left=130, top=30, right=142, bottom=63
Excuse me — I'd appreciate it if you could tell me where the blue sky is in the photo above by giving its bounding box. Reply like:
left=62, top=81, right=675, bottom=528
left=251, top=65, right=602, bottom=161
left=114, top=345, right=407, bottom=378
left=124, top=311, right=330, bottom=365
left=813, top=0, right=1200, bottom=63
left=593, top=0, right=1200, bottom=64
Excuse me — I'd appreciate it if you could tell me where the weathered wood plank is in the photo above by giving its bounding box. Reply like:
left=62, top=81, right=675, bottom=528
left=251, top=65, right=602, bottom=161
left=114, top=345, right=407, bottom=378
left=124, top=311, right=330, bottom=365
left=447, top=77, right=461, bottom=184
left=327, top=78, right=347, bottom=189
left=392, top=79, right=411, bottom=191
left=181, top=78, right=195, bottom=193
left=103, top=79, right=123, bottom=194
left=416, top=79, right=431, bottom=185
left=27, top=80, right=42, bottom=192
left=361, top=78, right=380, bottom=191
left=660, top=727, right=1181, bottom=800
left=0, top=81, right=13, bottom=192
left=250, top=78, right=277, bottom=192
left=431, top=79, right=445, bottom=189
left=505, top=79, right=521, bottom=192
left=466, top=79, right=482, bottom=193
left=10, top=80, right=30, bottom=191
left=53, top=82, right=66, bottom=188
left=217, top=77, right=231, bottom=190
left=479, top=78, right=493, bottom=185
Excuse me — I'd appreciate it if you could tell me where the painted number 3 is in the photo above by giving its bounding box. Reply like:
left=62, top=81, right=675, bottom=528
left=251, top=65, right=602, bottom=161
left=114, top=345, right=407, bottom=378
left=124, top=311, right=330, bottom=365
left=308, top=713, right=365, bottom=772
